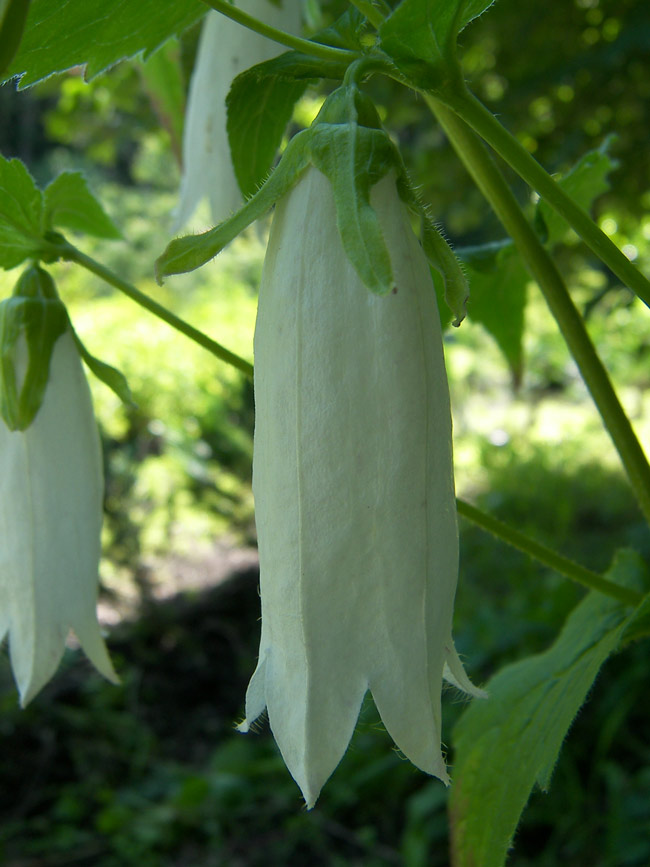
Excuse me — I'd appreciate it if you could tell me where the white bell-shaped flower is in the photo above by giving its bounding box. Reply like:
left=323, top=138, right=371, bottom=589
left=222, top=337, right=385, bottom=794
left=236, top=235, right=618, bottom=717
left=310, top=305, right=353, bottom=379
left=175, top=0, right=302, bottom=229
left=239, top=167, right=484, bottom=807
left=0, top=330, right=118, bottom=705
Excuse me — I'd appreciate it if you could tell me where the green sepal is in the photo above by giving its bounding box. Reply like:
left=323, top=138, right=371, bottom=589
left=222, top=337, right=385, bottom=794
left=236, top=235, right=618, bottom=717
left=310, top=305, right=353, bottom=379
left=155, top=130, right=312, bottom=282
left=70, top=326, right=135, bottom=409
left=420, top=218, right=469, bottom=326
left=0, top=265, right=68, bottom=431
left=309, top=85, right=398, bottom=295
left=393, top=167, right=469, bottom=324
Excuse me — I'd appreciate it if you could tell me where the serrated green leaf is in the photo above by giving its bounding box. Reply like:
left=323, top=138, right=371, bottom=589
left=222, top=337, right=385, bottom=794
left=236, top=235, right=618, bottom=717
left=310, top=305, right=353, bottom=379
left=43, top=172, right=121, bottom=239
left=227, top=67, right=308, bottom=199
left=156, top=129, right=312, bottom=281
left=379, top=0, right=496, bottom=90
left=0, top=155, right=44, bottom=268
left=459, top=241, right=528, bottom=380
left=536, top=138, right=617, bottom=246
left=5, top=0, right=205, bottom=87
left=449, top=550, right=647, bottom=867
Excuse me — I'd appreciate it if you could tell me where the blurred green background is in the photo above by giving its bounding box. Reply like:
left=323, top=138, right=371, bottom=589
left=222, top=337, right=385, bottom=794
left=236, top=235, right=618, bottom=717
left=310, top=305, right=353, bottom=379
left=1, top=0, right=650, bottom=864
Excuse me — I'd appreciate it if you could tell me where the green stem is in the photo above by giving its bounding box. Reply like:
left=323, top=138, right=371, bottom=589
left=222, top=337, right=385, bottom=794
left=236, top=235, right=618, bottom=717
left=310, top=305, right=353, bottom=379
left=201, top=0, right=358, bottom=64
left=440, top=85, right=650, bottom=308
left=456, top=499, right=642, bottom=605
left=349, top=0, right=385, bottom=30
left=59, top=243, right=254, bottom=380
left=427, top=96, right=650, bottom=527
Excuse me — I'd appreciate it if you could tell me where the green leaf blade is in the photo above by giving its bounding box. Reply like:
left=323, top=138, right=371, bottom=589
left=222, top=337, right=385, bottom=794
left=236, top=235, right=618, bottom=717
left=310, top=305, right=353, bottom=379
left=0, top=155, right=44, bottom=268
left=43, top=172, right=121, bottom=239
left=227, top=67, right=308, bottom=200
left=459, top=241, right=528, bottom=380
left=378, top=0, right=496, bottom=90
left=449, top=551, right=648, bottom=867
left=537, top=138, right=617, bottom=246
left=5, top=0, right=205, bottom=87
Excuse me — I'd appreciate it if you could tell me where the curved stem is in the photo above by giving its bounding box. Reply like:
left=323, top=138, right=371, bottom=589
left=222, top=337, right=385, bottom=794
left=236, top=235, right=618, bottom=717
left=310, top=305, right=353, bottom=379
left=59, top=243, right=254, bottom=380
left=349, top=0, right=385, bottom=30
left=456, top=499, right=642, bottom=605
left=427, top=96, right=650, bottom=527
left=201, top=0, right=358, bottom=64
left=440, top=85, right=650, bottom=308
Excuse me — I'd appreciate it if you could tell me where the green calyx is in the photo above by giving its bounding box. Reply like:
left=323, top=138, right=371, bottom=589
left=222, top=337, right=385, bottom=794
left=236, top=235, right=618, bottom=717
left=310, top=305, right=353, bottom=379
left=156, top=81, right=399, bottom=285
left=156, top=71, right=468, bottom=315
left=312, top=82, right=383, bottom=130
left=0, top=265, right=69, bottom=431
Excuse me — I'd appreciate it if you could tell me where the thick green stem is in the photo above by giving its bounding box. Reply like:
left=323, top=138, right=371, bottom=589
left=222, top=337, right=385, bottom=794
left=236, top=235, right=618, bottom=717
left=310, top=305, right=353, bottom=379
left=440, top=86, right=650, bottom=308
left=201, top=0, right=357, bottom=63
left=427, top=96, right=650, bottom=527
left=456, top=499, right=642, bottom=605
left=59, top=244, right=254, bottom=379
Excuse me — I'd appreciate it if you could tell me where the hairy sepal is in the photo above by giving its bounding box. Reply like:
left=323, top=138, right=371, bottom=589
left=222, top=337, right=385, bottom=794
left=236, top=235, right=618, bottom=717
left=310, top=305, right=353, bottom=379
left=156, top=130, right=312, bottom=281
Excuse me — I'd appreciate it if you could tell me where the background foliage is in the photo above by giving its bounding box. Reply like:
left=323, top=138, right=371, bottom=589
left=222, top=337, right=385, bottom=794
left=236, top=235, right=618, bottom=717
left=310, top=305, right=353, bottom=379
left=1, top=0, right=649, bottom=864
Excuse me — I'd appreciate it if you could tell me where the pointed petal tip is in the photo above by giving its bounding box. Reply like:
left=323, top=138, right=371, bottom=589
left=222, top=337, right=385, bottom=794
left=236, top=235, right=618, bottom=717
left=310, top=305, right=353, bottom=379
left=444, top=643, right=487, bottom=699
left=297, top=775, right=323, bottom=811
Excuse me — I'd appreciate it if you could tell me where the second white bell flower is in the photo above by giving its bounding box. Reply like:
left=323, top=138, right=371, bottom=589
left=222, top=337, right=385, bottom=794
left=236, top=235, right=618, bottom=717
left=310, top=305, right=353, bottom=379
left=239, top=167, right=484, bottom=807
left=0, top=326, right=118, bottom=706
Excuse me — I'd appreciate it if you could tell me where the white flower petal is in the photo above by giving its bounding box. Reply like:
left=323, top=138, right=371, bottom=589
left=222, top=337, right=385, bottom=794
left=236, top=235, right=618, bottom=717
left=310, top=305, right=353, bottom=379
left=243, top=167, right=482, bottom=805
left=0, top=332, right=117, bottom=705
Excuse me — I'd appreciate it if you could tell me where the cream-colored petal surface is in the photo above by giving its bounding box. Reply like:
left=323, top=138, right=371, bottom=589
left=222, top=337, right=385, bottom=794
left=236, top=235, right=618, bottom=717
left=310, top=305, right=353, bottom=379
left=246, top=167, right=479, bottom=804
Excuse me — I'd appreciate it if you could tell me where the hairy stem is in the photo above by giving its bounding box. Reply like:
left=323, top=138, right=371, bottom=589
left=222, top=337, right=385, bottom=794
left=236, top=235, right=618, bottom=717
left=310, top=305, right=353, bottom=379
left=457, top=499, right=642, bottom=605
left=427, top=97, right=650, bottom=527
left=59, top=243, right=254, bottom=379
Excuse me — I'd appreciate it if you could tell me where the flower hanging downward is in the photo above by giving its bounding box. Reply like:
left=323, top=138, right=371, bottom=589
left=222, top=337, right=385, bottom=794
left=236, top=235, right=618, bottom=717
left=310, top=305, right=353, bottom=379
left=238, top=168, right=484, bottom=807
left=0, top=267, right=118, bottom=705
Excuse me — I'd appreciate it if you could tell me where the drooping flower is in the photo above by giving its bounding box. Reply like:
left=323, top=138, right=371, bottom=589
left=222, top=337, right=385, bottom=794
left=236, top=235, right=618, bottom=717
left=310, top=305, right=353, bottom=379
left=238, top=167, right=484, bottom=807
left=0, top=270, right=117, bottom=705
left=175, top=0, right=302, bottom=229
